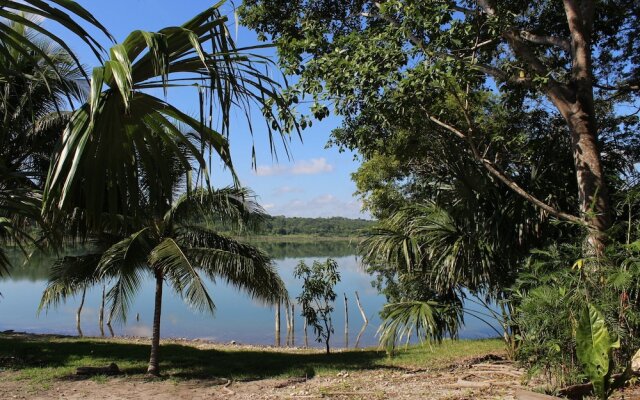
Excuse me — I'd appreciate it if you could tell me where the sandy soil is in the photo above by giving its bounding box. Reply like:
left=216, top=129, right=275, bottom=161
left=3, top=336, right=639, bottom=399
left=1, top=356, right=528, bottom=400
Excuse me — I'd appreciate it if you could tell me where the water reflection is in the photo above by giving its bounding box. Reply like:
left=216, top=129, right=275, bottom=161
left=0, top=241, right=500, bottom=348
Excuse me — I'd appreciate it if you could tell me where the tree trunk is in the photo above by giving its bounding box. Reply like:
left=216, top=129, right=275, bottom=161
left=566, top=102, right=610, bottom=252
left=555, top=0, right=611, bottom=252
left=498, top=0, right=612, bottom=253
left=147, top=269, right=163, bottom=376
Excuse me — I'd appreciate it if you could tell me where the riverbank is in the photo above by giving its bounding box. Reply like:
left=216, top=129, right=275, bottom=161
left=0, top=332, right=514, bottom=399
left=5, top=333, right=639, bottom=399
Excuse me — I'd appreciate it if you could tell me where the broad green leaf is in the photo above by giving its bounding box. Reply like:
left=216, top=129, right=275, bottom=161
left=576, top=304, right=617, bottom=399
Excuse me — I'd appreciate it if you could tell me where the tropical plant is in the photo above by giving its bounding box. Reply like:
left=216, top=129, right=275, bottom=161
left=377, top=299, right=462, bottom=355
left=240, top=0, right=640, bottom=251
left=40, top=184, right=288, bottom=376
left=512, top=236, right=640, bottom=391
left=360, top=184, right=538, bottom=356
left=43, top=3, right=298, bottom=228
left=0, top=17, right=89, bottom=278
left=576, top=303, right=620, bottom=400
left=294, top=258, right=340, bottom=354
left=0, top=1, right=111, bottom=81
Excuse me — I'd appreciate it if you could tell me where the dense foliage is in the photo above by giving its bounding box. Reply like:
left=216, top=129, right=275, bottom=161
left=240, top=0, right=640, bottom=395
left=260, top=216, right=373, bottom=237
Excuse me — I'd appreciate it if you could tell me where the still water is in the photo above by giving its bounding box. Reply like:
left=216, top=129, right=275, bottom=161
left=0, top=241, right=498, bottom=348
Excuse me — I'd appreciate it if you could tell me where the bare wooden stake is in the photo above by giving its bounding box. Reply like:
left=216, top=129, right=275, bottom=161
left=290, top=303, right=295, bottom=346
left=355, top=323, right=367, bottom=349
left=343, top=293, right=349, bottom=348
left=99, top=285, right=105, bottom=337
left=106, top=309, right=115, bottom=337
left=355, top=291, right=368, bottom=324
left=303, top=319, right=308, bottom=348
left=76, top=287, right=86, bottom=337
left=275, top=302, right=281, bottom=347
left=284, top=302, right=291, bottom=346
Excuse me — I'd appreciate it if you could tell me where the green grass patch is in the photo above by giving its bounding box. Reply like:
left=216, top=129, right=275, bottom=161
left=0, top=334, right=503, bottom=386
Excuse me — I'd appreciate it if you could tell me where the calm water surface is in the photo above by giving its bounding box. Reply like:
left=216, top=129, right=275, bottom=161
left=0, top=241, right=498, bottom=348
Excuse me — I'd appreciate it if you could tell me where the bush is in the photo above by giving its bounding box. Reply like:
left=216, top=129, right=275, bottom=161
left=513, top=242, right=640, bottom=390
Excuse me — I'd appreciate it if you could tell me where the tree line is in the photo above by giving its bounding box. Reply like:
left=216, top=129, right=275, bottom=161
left=259, top=215, right=373, bottom=237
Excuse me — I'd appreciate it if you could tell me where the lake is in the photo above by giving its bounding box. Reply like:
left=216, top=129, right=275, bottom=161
left=0, top=240, right=499, bottom=348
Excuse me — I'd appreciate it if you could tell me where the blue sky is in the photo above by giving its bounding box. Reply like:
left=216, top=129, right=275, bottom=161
left=48, top=0, right=368, bottom=219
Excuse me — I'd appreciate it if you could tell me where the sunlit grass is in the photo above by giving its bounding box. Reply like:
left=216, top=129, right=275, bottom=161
left=0, top=333, right=504, bottom=386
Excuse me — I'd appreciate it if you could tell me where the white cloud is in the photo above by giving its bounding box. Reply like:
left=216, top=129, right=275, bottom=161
left=291, top=158, right=334, bottom=175
left=255, top=165, right=286, bottom=176
left=254, top=158, right=333, bottom=176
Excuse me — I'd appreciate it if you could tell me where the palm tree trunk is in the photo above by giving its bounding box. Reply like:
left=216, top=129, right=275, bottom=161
left=147, top=269, right=163, bottom=376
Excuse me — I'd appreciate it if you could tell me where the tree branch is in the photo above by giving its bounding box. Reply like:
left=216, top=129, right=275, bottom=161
left=477, top=0, right=496, bottom=17
left=519, top=30, right=570, bottom=52
left=425, top=113, right=587, bottom=227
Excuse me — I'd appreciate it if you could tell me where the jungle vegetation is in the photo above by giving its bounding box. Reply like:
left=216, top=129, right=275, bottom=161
left=2, top=0, right=640, bottom=397
left=240, top=0, right=640, bottom=396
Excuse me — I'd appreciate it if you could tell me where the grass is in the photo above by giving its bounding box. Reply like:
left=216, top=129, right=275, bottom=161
left=0, top=333, right=504, bottom=387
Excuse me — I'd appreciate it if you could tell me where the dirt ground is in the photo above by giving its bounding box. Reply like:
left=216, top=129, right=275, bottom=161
left=1, top=356, right=531, bottom=400
left=3, top=338, right=640, bottom=399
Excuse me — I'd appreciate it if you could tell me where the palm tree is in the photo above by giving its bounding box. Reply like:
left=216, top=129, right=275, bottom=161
left=360, top=160, right=553, bottom=355
left=0, top=17, right=88, bottom=277
left=43, top=3, right=297, bottom=228
left=0, top=1, right=111, bottom=80
left=40, top=185, right=288, bottom=376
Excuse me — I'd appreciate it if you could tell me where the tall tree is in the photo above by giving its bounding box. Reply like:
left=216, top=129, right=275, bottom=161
left=239, top=0, right=640, bottom=251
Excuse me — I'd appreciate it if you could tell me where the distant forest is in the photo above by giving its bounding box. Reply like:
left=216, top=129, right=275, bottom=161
left=260, top=216, right=374, bottom=237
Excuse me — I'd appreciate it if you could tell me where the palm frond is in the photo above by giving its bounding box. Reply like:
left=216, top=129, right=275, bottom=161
left=361, top=203, right=496, bottom=293
left=149, top=238, right=215, bottom=313
left=178, top=227, right=287, bottom=305
left=377, top=300, right=463, bottom=353
left=43, top=4, right=298, bottom=226
left=97, top=229, right=153, bottom=322
left=0, top=1, right=111, bottom=78
left=168, top=187, right=266, bottom=232
left=38, top=253, right=102, bottom=312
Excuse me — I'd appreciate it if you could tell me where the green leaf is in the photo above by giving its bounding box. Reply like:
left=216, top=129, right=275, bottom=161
left=576, top=304, right=617, bottom=399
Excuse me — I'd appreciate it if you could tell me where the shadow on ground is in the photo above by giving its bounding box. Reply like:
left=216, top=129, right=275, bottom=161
left=0, top=333, right=390, bottom=380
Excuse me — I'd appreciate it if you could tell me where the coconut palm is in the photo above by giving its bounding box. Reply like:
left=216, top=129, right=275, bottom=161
left=0, top=1, right=110, bottom=81
left=43, top=3, right=297, bottom=228
left=0, top=17, right=89, bottom=277
left=40, top=184, right=288, bottom=376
